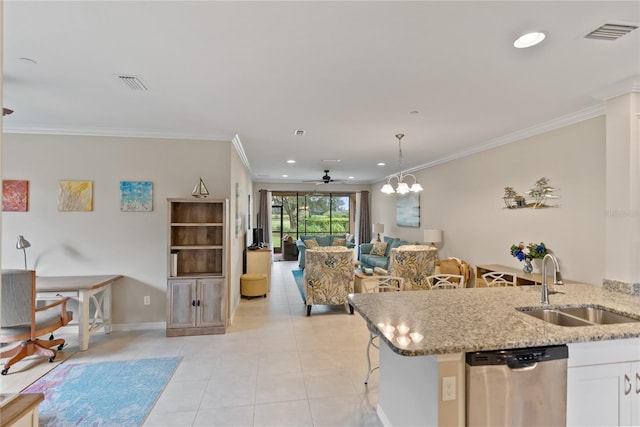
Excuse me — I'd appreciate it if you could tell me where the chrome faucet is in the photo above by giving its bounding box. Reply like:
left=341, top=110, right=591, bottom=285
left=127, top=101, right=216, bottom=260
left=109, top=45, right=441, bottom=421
left=541, top=253, right=564, bottom=304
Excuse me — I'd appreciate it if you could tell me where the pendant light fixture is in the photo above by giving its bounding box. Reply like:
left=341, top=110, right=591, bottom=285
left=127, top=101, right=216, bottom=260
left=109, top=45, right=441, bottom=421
left=381, top=134, right=423, bottom=194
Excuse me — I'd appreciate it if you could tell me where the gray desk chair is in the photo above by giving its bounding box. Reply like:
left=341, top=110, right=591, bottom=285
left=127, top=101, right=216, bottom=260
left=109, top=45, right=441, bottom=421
left=1, top=269, right=73, bottom=375
left=363, top=276, right=405, bottom=385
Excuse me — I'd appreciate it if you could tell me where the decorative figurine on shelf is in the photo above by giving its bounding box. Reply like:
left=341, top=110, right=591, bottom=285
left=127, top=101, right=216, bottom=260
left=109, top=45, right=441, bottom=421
left=503, top=187, right=519, bottom=209
left=503, top=177, right=559, bottom=209
left=191, top=177, right=210, bottom=198
left=526, top=177, right=559, bottom=209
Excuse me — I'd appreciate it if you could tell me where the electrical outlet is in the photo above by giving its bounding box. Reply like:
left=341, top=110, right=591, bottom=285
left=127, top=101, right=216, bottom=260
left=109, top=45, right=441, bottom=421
left=442, top=376, right=456, bottom=401
left=144, top=296, right=150, bottom=305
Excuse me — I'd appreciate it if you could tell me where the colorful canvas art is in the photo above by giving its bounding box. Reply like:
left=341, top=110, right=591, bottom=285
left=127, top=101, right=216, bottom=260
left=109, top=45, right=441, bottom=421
left=2, top=180, right=29, bottom=212
left=58, top=180, right=93, bottom=211
left=120, top=181, right=153, bottom=212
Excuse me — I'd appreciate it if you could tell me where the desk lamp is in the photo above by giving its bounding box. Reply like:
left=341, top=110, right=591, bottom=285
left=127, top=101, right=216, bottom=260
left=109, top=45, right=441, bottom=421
left=16, top=235, right=31, bottom=269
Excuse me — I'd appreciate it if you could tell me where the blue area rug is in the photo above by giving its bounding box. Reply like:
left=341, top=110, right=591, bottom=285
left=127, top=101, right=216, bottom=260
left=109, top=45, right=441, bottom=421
left=22, top=357, right=181, bottom=427
left=292, top=269, right=306, bottom=303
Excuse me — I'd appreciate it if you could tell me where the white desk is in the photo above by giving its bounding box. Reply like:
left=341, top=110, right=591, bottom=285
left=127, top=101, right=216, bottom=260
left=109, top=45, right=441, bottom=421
left=36, top=275, right=123, bottom=351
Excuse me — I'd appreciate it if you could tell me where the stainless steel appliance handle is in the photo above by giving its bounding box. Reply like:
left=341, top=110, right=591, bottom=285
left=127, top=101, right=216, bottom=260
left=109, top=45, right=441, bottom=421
left=510, top=363, right=538, bottom=371
left=624, top=374, right=631, bottom=395
left=636, top=372, right=640, bottom=394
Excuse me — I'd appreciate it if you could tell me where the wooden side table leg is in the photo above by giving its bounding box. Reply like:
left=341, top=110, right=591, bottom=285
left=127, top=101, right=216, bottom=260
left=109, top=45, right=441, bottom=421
left=78, top=290, right=90, bottom=351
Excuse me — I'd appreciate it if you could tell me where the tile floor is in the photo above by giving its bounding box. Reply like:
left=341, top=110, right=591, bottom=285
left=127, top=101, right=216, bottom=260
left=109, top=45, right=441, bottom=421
left=17, top=260, right=383, bottom=426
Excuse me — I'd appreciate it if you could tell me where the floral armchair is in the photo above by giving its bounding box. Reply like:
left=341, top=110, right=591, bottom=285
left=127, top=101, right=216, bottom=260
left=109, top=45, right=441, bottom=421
left=389, top=245, right=438, bottom=290
left=303, top=247, right=355, bottom=316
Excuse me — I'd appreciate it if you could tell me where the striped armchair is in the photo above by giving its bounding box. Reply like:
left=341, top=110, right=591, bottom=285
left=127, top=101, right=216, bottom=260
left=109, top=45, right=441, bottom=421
left=303, top=247, right=355, bottom=316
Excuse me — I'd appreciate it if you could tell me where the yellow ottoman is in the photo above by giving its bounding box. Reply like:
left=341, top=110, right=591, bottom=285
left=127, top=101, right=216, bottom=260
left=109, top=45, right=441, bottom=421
left=241, top=273, right=268, bottom=298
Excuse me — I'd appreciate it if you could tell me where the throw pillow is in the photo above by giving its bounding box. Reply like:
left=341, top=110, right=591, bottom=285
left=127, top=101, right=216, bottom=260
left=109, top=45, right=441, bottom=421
left=332, top=237, right=346, bottom=246
left=370, top=242, right=388, bottom=256
left=304, top=238, right=319, bottom=249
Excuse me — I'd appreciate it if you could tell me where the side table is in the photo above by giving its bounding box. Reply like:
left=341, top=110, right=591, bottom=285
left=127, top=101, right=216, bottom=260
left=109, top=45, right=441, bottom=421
left=354, top=269, right=384, bottom=293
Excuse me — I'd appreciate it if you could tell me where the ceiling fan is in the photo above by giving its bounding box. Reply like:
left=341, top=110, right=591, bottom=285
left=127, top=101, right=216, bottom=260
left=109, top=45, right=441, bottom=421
left=303, top=169, right=345, bottom=185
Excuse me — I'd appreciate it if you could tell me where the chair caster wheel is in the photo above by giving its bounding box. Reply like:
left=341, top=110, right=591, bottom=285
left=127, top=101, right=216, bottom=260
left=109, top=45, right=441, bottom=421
left=58, top=344, right=65, bottom=351
left=49, top=357, right=55, bottom=363
left=1, top=369, right=8, bottom=375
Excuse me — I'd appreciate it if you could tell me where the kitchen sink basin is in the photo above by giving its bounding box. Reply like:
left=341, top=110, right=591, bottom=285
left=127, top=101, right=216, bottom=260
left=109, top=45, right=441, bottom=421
left=519, top=308, right=593, bottom=327
left=558, top=306, right=640, bottom=325
left=517, top=305, right=640, bottom=327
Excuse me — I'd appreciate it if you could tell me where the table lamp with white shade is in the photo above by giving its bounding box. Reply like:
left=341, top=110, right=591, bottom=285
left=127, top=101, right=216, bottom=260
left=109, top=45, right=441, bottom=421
left=424, top=229, right=443, bottom=262
left=372, top=223, right=385, bottom=242
left=424, top=229, right=443, bottom=248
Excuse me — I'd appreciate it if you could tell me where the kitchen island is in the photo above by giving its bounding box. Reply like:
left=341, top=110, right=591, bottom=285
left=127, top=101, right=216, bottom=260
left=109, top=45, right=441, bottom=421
left=348, top=282, right=640, bottom=426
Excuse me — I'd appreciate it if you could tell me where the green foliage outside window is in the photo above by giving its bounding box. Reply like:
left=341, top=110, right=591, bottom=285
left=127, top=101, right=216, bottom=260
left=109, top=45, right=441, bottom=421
left=271, top=193, right=351, bottom=240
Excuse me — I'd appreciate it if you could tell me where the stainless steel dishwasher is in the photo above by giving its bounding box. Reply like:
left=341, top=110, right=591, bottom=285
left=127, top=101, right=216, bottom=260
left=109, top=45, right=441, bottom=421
left=466, top=345, right=568, bottom=427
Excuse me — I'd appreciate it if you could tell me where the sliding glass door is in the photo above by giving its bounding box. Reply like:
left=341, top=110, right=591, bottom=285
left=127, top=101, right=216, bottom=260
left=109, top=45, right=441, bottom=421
left=270, top=192, right=353, bottom=245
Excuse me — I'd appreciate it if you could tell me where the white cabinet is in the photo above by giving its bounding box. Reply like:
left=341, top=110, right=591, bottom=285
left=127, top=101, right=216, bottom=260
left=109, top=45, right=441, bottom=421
left=567, top=339, right=640, bottom=426
left=167, top=278, right=225, bottom=336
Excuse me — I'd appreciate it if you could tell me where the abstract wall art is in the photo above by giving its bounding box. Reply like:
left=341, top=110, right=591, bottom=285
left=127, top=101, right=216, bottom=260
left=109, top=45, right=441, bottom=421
left=396, top=192, right=420, bottom=228
left=2, top=180, right=29, bottom=212
left=58, top=180, right=93, bottom=211
left=120, top=181, right=153, bottom=212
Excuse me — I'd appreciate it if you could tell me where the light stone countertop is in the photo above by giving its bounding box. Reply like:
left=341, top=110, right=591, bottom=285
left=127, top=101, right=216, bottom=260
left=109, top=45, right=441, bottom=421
left=347, top=282, right=640, bottom=356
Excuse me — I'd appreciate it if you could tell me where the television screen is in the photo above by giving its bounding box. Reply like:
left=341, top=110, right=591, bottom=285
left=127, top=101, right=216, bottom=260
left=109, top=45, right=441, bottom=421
left=252, top=228, right=264, bottom=245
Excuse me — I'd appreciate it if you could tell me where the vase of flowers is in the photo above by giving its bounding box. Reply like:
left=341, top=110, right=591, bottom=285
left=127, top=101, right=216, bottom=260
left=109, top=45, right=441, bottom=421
left=510, top=241, right=548, bottom=273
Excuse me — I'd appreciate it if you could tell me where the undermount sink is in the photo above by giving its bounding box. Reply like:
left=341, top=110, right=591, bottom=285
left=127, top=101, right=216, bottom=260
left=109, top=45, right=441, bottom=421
left=517, top=305, right=640, bottom=327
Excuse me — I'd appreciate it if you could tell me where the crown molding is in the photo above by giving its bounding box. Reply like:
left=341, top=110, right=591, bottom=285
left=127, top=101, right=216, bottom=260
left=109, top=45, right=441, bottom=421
left=2, top=125, right=233, bottom=142
left=590, top=75, right=640, bottom=101
left=232, top=133, right=252, bottom=173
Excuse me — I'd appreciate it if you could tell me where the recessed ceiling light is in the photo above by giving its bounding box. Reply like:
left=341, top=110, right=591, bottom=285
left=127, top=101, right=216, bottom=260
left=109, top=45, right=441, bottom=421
left=294, top=130, right=305, bottom=136
left=514, top=32, right=546, bottom=48
left=348, top=176, right=355, bottom=179
left=286, top=159, right=296, bottom=164
left=409, top=110, right=419, bottom=115
left=281, top=174, right=289, bottom=178
left=377, top=162, right=386, bottom=166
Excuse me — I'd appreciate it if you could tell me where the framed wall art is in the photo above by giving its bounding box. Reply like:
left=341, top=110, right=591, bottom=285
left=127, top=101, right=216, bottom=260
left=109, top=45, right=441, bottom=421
left=58, top=180, right=93, bottom=211
left=396, top=192, right=420, bottom=228
left=2, top=180, right=29, bottom=212
left=120, top=181, right=153, bottom=212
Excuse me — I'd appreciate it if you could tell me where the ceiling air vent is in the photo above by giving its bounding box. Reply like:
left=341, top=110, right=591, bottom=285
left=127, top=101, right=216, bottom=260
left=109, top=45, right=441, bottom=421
left=585, top=23, right=638, bottom=40
left=116, top=74, right=148, bottom=91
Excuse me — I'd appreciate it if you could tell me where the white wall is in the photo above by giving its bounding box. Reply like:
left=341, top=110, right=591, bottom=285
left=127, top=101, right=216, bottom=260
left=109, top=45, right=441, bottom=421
left=1, top=133, right=234, bottom=326
left=229, top=147, right=253, bottom=322
left=371, top=117, right=606, bottom=286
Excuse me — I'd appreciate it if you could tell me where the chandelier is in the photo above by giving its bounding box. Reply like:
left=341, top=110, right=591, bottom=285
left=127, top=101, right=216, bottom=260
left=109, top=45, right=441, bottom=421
left=380, top=134, right=423, bottom=194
